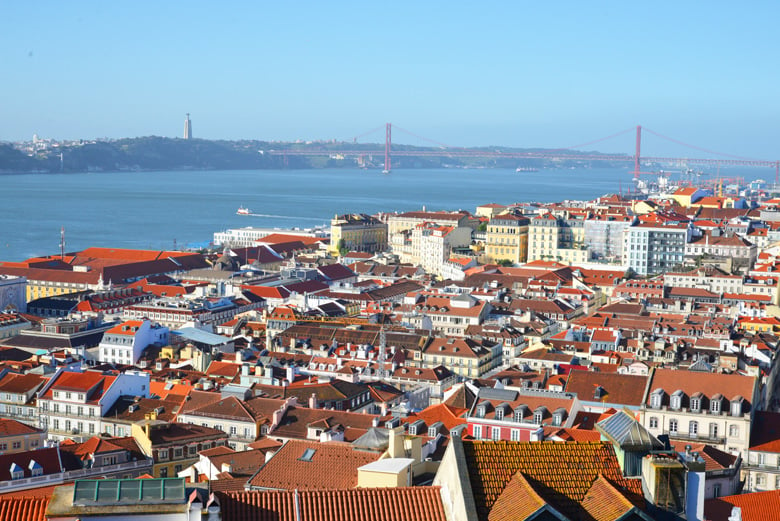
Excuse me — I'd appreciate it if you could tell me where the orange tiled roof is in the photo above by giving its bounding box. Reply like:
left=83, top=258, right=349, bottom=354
left=247, top=439, right=380, bottom=490
left=704, top=489, right=780, bottom=521
left=217, top=487, right=447, bottom=521
left=462, top=440, right=644, bottom=520
left=0, top=497, right=49, bottom=521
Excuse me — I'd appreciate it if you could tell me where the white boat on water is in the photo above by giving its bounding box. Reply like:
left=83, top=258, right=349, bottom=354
left=237, top=206, right=251, bottom=215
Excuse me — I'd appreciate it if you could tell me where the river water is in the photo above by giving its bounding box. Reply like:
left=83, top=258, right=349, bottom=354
left=0, top=166, right=770, bottom=262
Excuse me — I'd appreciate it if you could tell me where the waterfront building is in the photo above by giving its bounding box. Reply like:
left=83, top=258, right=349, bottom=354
left=485, top=212, right=529, bottom=265
left=329, top=213, right=387, bottom=255
left=213, top=226, right=328, bottom=249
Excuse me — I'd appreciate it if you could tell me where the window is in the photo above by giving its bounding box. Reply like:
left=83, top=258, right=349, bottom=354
left=510, top=429, right=520, bottom=442
left=669, top=419, right=678, bottom=434
left=491, top=427, right=501, bottom=440
left=690, top=397, right=701, bottom=412
left=188, top=446, right=197, bottom=455
left=729, top=425, right=739, bottom=437
left=495, top=407, right=504, bottom=421
left=670, top=390, right=683, bottom=410
left=711, top=399, right=721, bottom=414
left=160, top=468, right=168, bottom=478
left=533, top=411, right=543, bottom=425
left=230, top=426, right=237, bottom=435
left=709, top=423, right=718, bottom=439
left=689, top=421, right=698, bottom=437
left=11, top=442, right=20, bottom=450
left=649, top=417, right=658, bottom=429
left=473, top=425, right=482, bottom=439
left=159, top=449, right=169, bottom=460
left=174, top=448, right=183, bottom=459
left=757, top=474, right=766, bottom=487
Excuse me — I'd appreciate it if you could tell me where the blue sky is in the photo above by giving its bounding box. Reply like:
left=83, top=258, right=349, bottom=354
left=2, top=2, right=779, bottom=158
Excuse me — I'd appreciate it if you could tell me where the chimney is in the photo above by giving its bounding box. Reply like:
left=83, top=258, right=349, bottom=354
left=372, top=416, right=379, bottom=427
left=286, top=366, right=295, bottom=384
left=309, top=393, right=319, bottom=409
left=685, top=458, right=706, bottom=521
left=389, top=426, right=405, bottom=458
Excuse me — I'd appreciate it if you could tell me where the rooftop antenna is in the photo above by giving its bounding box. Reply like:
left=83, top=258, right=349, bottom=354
left=60, top=226, right=65, bottom=260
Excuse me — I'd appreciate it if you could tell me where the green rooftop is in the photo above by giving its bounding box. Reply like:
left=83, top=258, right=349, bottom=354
left=72, top=478, right=185, bottom=506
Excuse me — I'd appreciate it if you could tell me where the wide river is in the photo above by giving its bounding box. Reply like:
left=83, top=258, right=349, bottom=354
left=0, top=166, right=769, bottom=262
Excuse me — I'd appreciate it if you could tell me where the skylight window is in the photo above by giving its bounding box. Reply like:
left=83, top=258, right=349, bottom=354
left=299, top=448, right=316, bottom=462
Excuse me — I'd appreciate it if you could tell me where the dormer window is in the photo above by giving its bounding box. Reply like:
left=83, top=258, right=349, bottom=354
left=514, top=406, right=528, bottom=422
left=711, top=394, right=723, bottom=414
left=650, top=389, right=664, bottom=409
left=28, top=460, right=42, bottom=477
left=690, top=393, right=702, bottom=413
left=408, top=420, right=425, bottom=436
left=594, top=386, right=606, bottom=400
left=9, top=463, right=23, bottom=480
left=428, top=422, right=443, bottom=438
left=495, top=403, right=510, bottom=421
left=533, top=406, right=546, bottom=425
left=731, top=396, right=744, bottom=417
left=670, top=390, right=684, bottom=411
left=552, top=408, right=567, bottom=427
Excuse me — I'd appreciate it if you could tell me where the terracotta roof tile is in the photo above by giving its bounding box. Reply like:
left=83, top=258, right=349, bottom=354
left=488, top=471, right=548, bottom=521
left=247, top=439, right=380, bottom=490
left=218, top=487, right=447, bottom=521
left=565, top=371, right=648, bottom=407
left=462, top=440, right=644, bottom=520
left=0, top=496, right=49, bottom=521
left=704, top=489, right=780, bottom=521
left=580, top=474, right=643, bottom=521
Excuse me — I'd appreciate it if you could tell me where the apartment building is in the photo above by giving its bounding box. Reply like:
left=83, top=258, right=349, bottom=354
left=485, top=212, right=530, bottom=265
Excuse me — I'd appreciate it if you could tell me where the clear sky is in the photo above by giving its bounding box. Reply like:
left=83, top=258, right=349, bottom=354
left=2, top=1, right=779, bottom=158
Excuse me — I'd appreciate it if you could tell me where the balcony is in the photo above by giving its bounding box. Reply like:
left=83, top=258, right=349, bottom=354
left=663, top=430, right=726, bottom=446
left=0, top=458, right=152, bottom=494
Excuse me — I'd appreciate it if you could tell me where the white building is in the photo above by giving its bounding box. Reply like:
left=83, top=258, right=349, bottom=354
left=623, top=222, right=692, bottom=276
left=214, top=226, right=327, bottom=248
left=97, top=319, right=169, bottom=365
left=37, top=368, right=150, bottom=441
left=411, top=223, right=472, bottom=278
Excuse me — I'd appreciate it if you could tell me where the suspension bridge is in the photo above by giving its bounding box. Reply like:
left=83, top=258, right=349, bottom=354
left=267, top=124, right=780, bottom=183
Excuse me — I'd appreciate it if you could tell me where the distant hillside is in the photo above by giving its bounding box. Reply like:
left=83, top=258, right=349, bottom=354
left=0, top=137, right=628, bottom=173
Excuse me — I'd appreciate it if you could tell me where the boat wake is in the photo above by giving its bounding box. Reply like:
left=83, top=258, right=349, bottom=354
left=247, top=213, right=324, bottom=222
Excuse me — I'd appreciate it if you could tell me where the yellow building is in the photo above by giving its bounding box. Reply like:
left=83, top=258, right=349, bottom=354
left=528, top=213, right=589, bottom=264
left=329, top=213, right=387, bottom=255
left=132, top=416, right=228, bottom=478
left=475, top=203, right=507, bottom=219
left=670, top=187, right=706, bottom=207
left=485, top=212, right=529, bottom=265
left=0, top=419, right=46, bottom=454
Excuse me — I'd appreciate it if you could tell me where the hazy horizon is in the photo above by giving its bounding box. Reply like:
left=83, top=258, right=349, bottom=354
left=3, top=2, right=780, bottom=159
